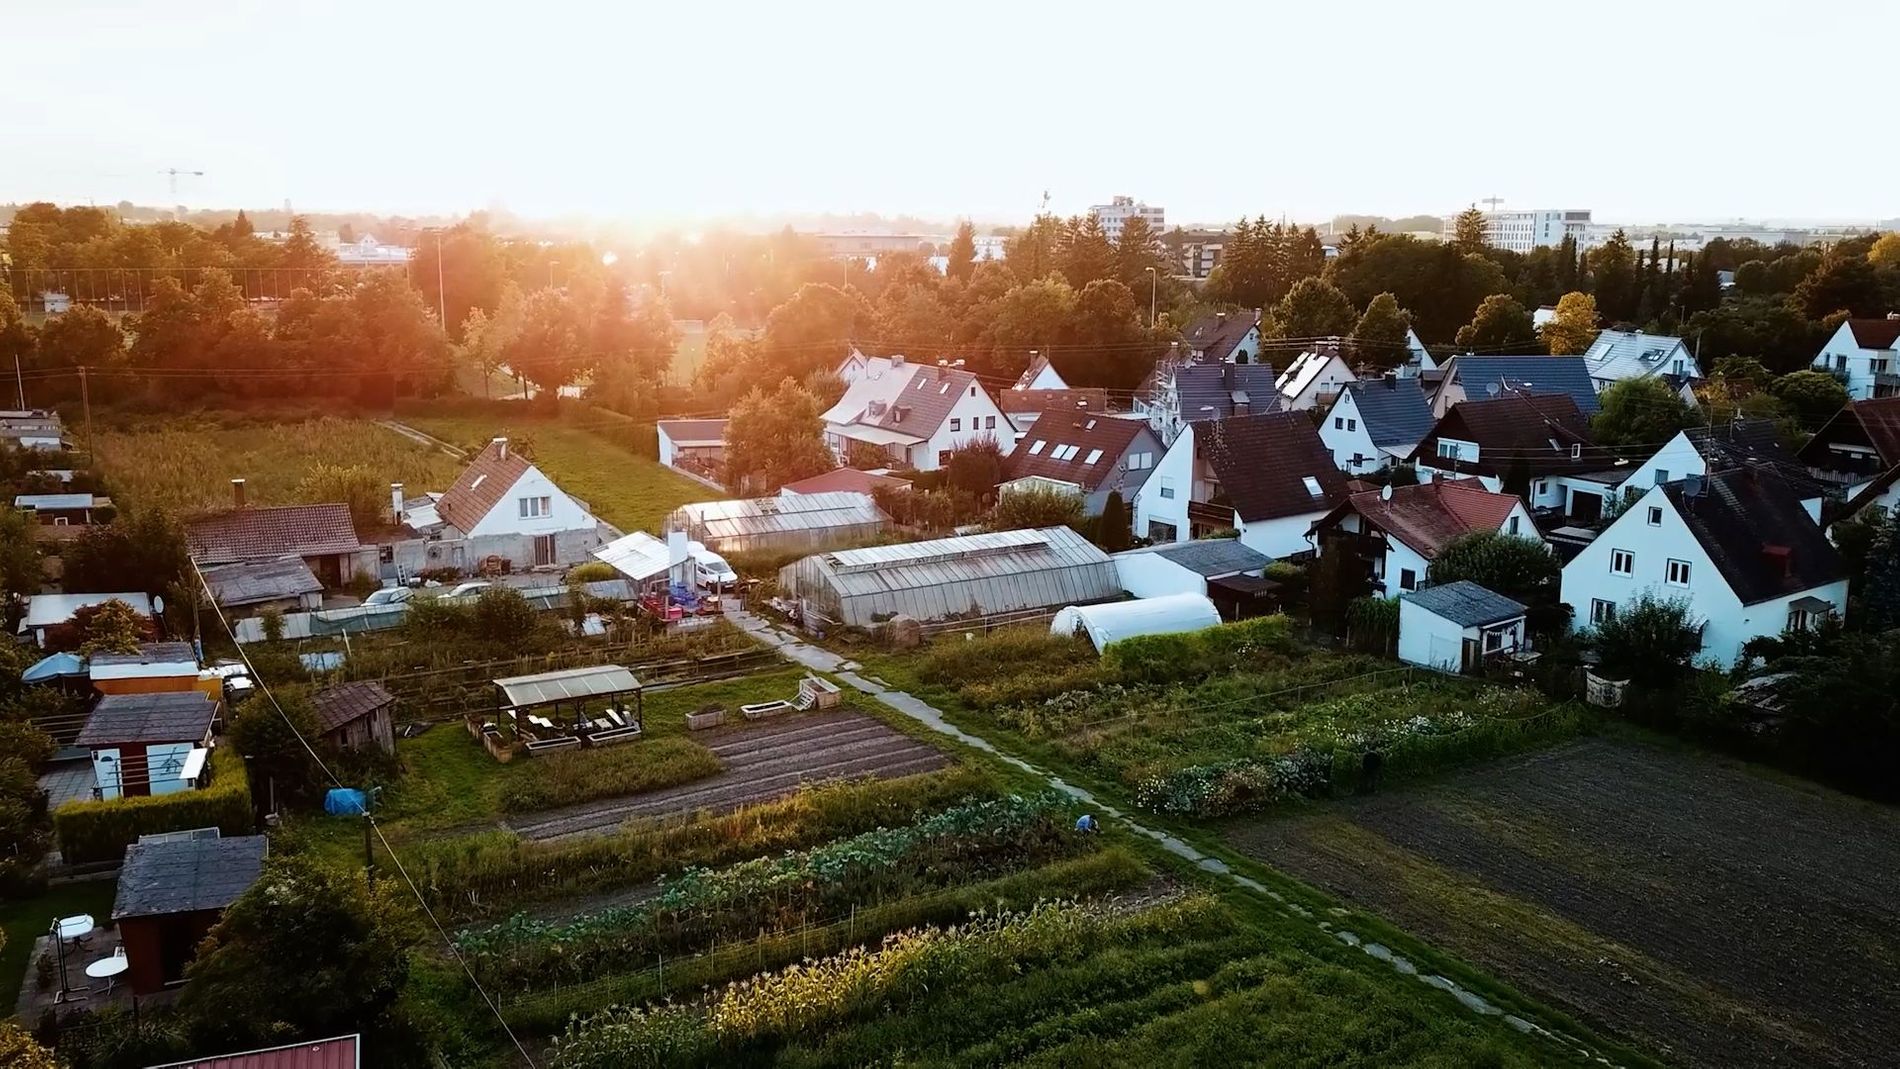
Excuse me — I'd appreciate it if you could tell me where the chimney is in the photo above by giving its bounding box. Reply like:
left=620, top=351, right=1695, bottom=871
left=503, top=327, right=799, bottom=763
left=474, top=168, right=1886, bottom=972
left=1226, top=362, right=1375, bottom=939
left=666, top=529, right=690, bottom=567
left=491, top=437, right=508, bottom=460
left=1761, top=544, right=1793, bottom=578
left=231, top=478, right=246, bottom=509
left=1222, top=363, right=1234, bottom=389
left=391, top=482, right=405, bottom=524
left=891, top=354, right=906, bottom=367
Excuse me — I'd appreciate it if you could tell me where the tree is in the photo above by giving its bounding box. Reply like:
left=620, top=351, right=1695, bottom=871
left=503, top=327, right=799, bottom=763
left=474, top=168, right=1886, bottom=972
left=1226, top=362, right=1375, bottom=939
left=1586, top=230, right=1637, bottom=323
left=1771, top=370, right=1849, bottom=426
left=1540, top=291, right=1599, bottom=355
left=0, top=1022, right=58, bottom=1069
left=296, top=462, right=386, bottom=531
left=991, top=485, right=1084, bottom=531
left=1454, top=293, right=1537, bottom=351
left=1055, top=214, right=1116, bottom=289
left=1869, top=233, right=1900, bottom=270
left=1429, top=532, right=1560, bottom=604
left=943, top=438, right=1006, bottom=498
left=1349, top=292, right=1412, bottom=370
left=1591, top=593, right=1704, bottom=686
left=63, top=509, right=191, bottom=595
left=503, top=287, right=590, bottom=393
left=1791, top=254, right=1886, bottom=320
left=472, top=586, right=537, bottom=643
left=1860, top=509, right=1900, bottom=632
left=228, top=684, right=324, bottom=800
left=1451, top=206, right=1489, bottom=253
left=1099, top=490, right=1132, bottom=551
left=72, top=598, right=151, bottom=655
left=181, top=854, right=417, bottom=1048
left=759, top=283, right=871, bottom=381
left=1113, top=214, right=1164, bottom=295
left=1591, top=378, right=1696, bottom=449
left=722, top=378, right=838, bottom=492
left=0, top=509, right=38, bottom=623
left=946, top=221, right=978, bottom=284
left=410, top=223, right=507, bottom=339
left=34, top=304, right=125, bottom=369
left=1271, top=277, right=1356, bottom=339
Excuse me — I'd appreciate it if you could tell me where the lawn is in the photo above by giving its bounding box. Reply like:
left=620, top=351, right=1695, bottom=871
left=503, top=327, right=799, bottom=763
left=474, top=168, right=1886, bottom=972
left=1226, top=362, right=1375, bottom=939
left=0, top=878, right=118, bottom=1009
left=401, top=412, right=710, bottom=534
left=92, top=415, right=463, bottom=517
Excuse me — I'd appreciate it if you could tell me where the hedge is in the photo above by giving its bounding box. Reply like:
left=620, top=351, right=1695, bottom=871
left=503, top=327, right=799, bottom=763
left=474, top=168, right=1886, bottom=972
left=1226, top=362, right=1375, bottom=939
left=54, top=747, right=254, bottom=864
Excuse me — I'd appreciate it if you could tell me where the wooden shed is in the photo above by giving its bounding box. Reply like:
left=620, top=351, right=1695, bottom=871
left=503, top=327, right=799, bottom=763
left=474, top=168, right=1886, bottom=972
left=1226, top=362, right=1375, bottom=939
left=111, top=835, right=267, bottom=995
left=310, top=681, right=397, bottom=756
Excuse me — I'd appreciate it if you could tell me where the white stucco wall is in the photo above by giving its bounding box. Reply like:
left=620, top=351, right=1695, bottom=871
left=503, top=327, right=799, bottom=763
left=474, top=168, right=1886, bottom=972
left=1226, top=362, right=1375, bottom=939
left=465, top=464, right=596, bottom=538
left=1133, top=425, right=1195, bottom=542
left=1810, top=321, right=1881, bottom=400
left=908, top=384, right=1014, bottom=469
left=1112, top=552, right=1207, bottom=599
left=1397, top=600, right=1465, bottom=669
left=1320, top=391, right=1385, bottom=473
left=1237, top=510, right=1324, bottom=558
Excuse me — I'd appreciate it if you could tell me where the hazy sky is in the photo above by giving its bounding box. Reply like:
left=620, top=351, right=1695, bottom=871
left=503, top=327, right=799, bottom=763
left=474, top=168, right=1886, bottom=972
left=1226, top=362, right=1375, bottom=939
left=6, top=0, right=1894, bottom=227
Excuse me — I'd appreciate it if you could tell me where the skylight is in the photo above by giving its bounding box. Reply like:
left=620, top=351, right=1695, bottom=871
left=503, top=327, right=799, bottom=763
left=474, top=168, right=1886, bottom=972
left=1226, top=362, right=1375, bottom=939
left=1302, top=475, right=1323, bottom=497
left=1028, top=440, right=1046, bottom=455
left=1083, top=449, right=1103, bottom=465
left=470, top=474, right=487, bottom=490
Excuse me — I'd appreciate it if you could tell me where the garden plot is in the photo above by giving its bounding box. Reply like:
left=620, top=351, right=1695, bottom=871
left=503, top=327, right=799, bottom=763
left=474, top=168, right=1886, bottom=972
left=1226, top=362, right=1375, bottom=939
left=1227, top=737, right=1900, bottom=1069
left=504, top=709, right=948, bottom=840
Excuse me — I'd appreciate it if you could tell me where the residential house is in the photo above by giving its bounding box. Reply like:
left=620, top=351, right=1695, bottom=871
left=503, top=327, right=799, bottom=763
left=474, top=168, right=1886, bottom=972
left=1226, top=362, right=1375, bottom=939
left=311, top=681, right=397, bottom=756
left=1181, top=310, right=1261, bottom=364
left=1138, top=361, right=1281, bottom=445
left=1133, top=411, right=1347, bottom=556
left=1795, top=396, right=1900, bottom=498
left=148, top=1036, right=361, bottom=1069
left=198, top=557, right=326, bottom=616
left=89, top=642, right=204, bottom=697
left=1014, top=353, right=1071, bottom=391
left=75, top=691, right=219, bottom=800
left=1003, top=413, right=1163, bottom=519
left=656, top=419, right=728, bottom=479
left=1581, top=329, right=1702, bottom=400
left=14, top=492, right=112, bottom=529
left=0, top=408, right=67, bottom=451
left=1618, top=419, right=1825, bottom=523
left=835, top=348, right=875, bottom=384
left=1310, top=480, right=1537, bottom=596
left=1398, top=581, right=1530, bottom=672
left=398, top=437, right=604, bottom=573
left=1811, top=316, right=1900, bottom=400
left=1319, top=377, right=1434, bottom=474
left=1000, top=387, right=1109, bottom=434
left=1428, top=355, right=1601, bottom=418
left=1560, top=469, right=1847, bottom=669
left=780, top=467, right=912, bottom=497
left=819, top=355, right=1012, bottom=471
left=1112, top=540, right=1276, bottom=619
left=187, top=491, right=372, bottom=587
left=17, top=592, right=155, bottom=650
left=1409, top=392, right=1605, bottom=518
left=113, top=836, right=268, bottom=995
left=1275, top=346, right=1358, bottom=411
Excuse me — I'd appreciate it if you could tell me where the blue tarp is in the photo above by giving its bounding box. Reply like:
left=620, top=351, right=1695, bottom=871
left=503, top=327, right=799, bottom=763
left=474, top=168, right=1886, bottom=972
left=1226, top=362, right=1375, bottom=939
left=324, top=788, right=368, bottom=816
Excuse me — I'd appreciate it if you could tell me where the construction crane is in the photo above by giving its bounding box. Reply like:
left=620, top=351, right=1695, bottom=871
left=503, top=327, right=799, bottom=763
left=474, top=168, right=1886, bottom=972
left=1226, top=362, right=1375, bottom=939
left=1481, top=195, right=1505, bottom=212
left=159, top=168, right=204, bottom=197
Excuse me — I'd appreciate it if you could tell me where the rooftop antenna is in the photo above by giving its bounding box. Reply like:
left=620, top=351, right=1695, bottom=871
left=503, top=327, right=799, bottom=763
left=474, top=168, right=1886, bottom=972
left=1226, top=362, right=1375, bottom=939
left=1481, top=196, right=1505, bottom=212
left=159, top=168, right=204, bottom=197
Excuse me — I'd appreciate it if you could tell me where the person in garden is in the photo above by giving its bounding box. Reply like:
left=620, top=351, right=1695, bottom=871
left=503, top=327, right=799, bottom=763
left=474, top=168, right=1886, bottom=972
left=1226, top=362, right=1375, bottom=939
left=1074, top=813, right=1099, bottom=834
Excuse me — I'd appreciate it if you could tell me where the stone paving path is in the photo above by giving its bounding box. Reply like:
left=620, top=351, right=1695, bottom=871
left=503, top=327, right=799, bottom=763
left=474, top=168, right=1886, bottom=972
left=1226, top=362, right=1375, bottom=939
left=725, top=608, right=1619, bottom=1066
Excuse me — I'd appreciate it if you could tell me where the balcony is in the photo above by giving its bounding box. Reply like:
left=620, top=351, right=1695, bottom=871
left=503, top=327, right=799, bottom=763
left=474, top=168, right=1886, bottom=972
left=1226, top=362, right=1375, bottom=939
left=1187, top=499, right=1232, bottom=531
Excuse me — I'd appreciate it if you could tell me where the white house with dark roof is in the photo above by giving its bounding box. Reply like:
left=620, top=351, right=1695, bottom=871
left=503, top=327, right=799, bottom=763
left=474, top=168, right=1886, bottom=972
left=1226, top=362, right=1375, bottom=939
left=1275, top=346, right=1358, bottom=411
left=1003, top=413, right=1162, bottom=517
left=1112, top=539, right=1270, bottom=598
left=1320, top=377, right=1434, bottom=474
left=1560, top=469, right=1846, bottom=670
left=1014, top=354, right=1070, bottom=391
left=1811, top=316, right=1900, bottom=400
left=1134, top=411, right=1347, bottom=556
left=1581, top=329, right=1703, bottom=398
left=1181, top=310, right=1261, bottom=364
left=820, top=355, right=1011, bottom=471
left=396, top=437, right=602, bottom=573
left=656, top=419, right=728, bottom=477
left=1399, top=581, right=1529, bottom=672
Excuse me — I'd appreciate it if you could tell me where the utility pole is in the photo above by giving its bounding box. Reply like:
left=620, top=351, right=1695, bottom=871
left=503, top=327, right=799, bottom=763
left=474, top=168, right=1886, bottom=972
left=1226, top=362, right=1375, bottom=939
left=79, top=365, right=93, bottom=466
left=433, top=230, right=448, bottom=330
left=12, top=353, right=22, bottom=410
left=1145, top=266, right=1158, bottom=329
left=363, top=812, right=375, bottom=890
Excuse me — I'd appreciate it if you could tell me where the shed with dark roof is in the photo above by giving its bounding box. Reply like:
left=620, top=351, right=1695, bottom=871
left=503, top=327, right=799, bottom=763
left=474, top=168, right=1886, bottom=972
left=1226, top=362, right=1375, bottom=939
left=76, top=691, right=220, bottom=800
left=311, top=681, right=397, bottom=755
left=113, top=835, right=268, bottom=995
left=199, top=557, right=324, bottom=614
left=1399, top=581, right=1529, bottom=672
left=187, top=503, right=368, bottom=589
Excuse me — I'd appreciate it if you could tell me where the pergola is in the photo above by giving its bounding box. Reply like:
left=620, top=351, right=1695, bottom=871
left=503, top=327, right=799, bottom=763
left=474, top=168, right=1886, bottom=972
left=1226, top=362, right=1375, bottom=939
left=491, top=664, right=643, bottom=741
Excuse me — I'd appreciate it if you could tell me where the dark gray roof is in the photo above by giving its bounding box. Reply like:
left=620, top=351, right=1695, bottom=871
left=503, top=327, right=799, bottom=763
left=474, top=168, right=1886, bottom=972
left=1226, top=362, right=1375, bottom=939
left=1403, top=580, right=1526, bottom=627
left=1176, top=363, right=1282, bottom=423
left=1444, top=355, right=1600, bottom=416
left=113, top=835, right=268, bottom=919
left=1127, top=539, right=1271, bottom=577
left=1196, top=411, right=1348, bottom=522
left=1343, top=378, right=1434, bottom=448
left=1661, top=469, right=1844, bottom=606
left=89, top=642, right=197, bottom=668
left=200, top=557, right=324, bottom=607
left=76, top=692, right=219, bottom=747
left=310, top=681, right=397, bottom=735
left=1684, top=419, right=1825, bottom=498
left=1182, top=313, right=1257, bottom=361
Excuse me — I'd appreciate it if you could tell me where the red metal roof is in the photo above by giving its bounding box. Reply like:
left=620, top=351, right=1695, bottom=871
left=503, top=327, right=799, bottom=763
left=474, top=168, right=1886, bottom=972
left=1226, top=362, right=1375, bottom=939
left=147, top=1034, right=359, bottom=1069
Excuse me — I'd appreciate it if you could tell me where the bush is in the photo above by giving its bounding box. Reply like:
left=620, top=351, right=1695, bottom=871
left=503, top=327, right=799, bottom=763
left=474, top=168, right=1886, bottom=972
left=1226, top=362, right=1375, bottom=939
left=54, top=748, right=253, bottom=864
left=472, top=587, right=537, bottom=643
left=1590, top=592, right=1703, bottom=685
left=498, top=737, right=722, bottom=813
left=566, top=561, right=618, bottom=583
left=1106, top=615, right=1298, bottom=686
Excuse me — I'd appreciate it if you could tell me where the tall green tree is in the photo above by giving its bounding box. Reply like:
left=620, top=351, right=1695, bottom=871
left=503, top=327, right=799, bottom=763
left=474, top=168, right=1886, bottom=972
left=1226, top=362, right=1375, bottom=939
left=1770, top=369, right=1850, bottom=425
left=1451, top=206, right=1489, bottom=253
left=1540, top=291, right=1599, bottom=355
left=1586, top=230, right=1638, bottom=323
left=1113, top=214, right=1165, bottom=297
left=33, top=304, right=125, bottom=370
left=501, top=287, right=589, bottom=393
left=1792, top=254, right=1886, bottom=320
left=946, top=221, right=978, bottom=284
left=1454, top=293, right=1537, bottom=351
left=722, top=378, right=838, bottom=492
left=1056, top=214, right=1116, bottom=289
left=759, top=282, right=872, bottom=381
left=1592, top=377, right=1696, bottom=449
left=1271, top=277, right=1356, bottom=339
left=1349, top=292, right=1412, bottom=370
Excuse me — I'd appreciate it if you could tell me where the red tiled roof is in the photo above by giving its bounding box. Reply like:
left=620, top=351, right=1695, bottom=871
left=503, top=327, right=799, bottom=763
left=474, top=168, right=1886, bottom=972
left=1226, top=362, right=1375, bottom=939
left=435, top=439, right=532, bottom=533
left=1006, top=415, right=1157, bottom=493
left=1328, top=480, right=1525, bottom=559
left=186, top=504, right=362, bottom=564
left=1847, top=318, right=1900, bottom=351
left=148, top=1034, right=360, bottom=1069
left=1001, top=388, right=1110, bottom=416
left=780, top=467, right=913, bottom=495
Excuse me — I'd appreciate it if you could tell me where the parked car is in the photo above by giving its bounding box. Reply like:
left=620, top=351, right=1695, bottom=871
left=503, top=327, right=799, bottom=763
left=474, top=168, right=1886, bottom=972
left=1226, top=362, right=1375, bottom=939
left=362, top=586, right=415, bottom=607
left=694, top=550, right=739, bottom=588
left=443, top=581, right=493, bottom=600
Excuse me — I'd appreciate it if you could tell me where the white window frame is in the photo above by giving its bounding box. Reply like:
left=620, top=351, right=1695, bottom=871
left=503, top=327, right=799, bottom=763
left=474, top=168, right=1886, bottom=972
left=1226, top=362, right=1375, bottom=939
left=1158, top=476, right=1176, bottom=500
left=1665, top=558, right=1691, bottom=586
left=1610, top=549, right=1634, bottom=576
left=519, top=495, right=553, bottom=519
left=1646, top=506, right=1663, bottom=527
left=1590, top=598, right=1616, bottom=624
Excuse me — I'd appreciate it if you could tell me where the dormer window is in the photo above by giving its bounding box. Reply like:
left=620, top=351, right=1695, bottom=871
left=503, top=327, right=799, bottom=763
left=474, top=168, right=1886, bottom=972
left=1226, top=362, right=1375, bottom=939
left=1570, top=443, right=1582, bottom=460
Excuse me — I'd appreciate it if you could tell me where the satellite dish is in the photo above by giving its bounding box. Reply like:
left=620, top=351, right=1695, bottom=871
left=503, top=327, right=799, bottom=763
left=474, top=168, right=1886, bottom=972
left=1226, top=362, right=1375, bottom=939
left=1380, top=483, right=1394, bottom=501
left=1485, top=382, right=1501, bottom=397
left=152, top=594, right=165, bottom=615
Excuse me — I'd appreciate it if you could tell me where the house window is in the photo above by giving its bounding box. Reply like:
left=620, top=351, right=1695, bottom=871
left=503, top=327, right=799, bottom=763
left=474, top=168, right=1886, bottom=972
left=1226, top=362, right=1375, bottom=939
left=1126, top=452, right=1153, bottom=470
left=1507, top=515, right=1519, bottom=535
left=1083, top=449, right=1104, bottom=465
left=1436, top=440, right=1460, bottom=459
left=1158, top=476, right=1176, bottom=500
left=1533, top=480, right=1547, bottom=497
left=1590, top=599, right=1617, bottom=624
left=1147, top=520, right=1178, bottom=541
left=1610, top=549, right=1634, bottom=576
left=1028, top=440, right=1046, bottom=455
left=1399, top=568, right=1417, bottom=591
left=1483, top=628, right=1505, bottom=652
left=1334, top=417, right=1344, bottom=430
left=519, top=495, right=552, bottom=519
left=985, top=416, right=996, bottom=430
left=1788, top=606, right=1816, bottom=632
left=1351, top=453, right=1365, bottom=467
left=1347, top=418, right=1356, bottom=431
left=1666, top=558, right=1691, bottom=586
left=949, top=418, right=961, bottom=432
left=1646, top=506, right=1663, bottom=526
left=1654, top=468, right=1669, bottom=486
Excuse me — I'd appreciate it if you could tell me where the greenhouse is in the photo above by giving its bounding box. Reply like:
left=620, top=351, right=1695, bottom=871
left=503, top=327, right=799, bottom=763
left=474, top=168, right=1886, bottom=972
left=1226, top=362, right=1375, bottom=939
left=779, top=526, right=1119, bottom=628
left=663, top=491, right=890, bottom=556
left=1051, top=593, right=1221, bottom=653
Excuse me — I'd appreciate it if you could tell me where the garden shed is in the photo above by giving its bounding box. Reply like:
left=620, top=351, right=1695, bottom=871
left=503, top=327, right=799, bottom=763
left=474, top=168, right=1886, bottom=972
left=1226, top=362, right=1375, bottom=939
left=113, top=834, right=267, bottom=995
left=1398, top=580, right=1529, bottom=673
left=663, top=491, right=890, bottom=556
left=1051, top=594, right=1221, bottom=653
left=778, top=526, right=1120, bottom=628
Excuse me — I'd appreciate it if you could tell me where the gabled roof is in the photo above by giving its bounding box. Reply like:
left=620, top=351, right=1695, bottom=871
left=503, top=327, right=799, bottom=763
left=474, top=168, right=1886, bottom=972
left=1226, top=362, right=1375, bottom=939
left=1582, top=330, right=1694, bottom=384
left=1846, top=317, right=1900, bottom=350
left=1175, top=363, right=1282, bottom=423
left=1340, top=378, right=1434, bottom=448
left=821, top=358, right=989, bottom=441
left=1182, top=312, right=1257, bottom=360
left=1413, top=392, right=1596, bottom=478
left=1275, top=347, right=1354, bottom=401
left=310, top=681, right=397, bottom=735
left=146, top=1034, right=361, bottom=1069
left=200, top=557, right=324, bottom=607
left=1442, top=354, right=1600, bottom=416
left=435, top=439, right=533, bottom=533
left=186, top=504, right=363, bottom=565
left=780, top=467, right=913, bottom=496
left=1000, top=387, right=1110, bottom=417
left=1682, top=419, right=1823, bottom=497
left=1799, top=396, right=1900, bottom=469
left=1660, top=468, right=1844, bottom=605
left=1006, top=414, right=1156, bottom=492
left=656, top=419, right=728, bottom=446
left=1320, top=480, right=1526, bottom=559
left=1402, top=580, right=1526, bottom=627
left=113, top=835, right=268, bottom=920
left=1114, top=538, right=1270, bottom=577
left=77, top=691, right=219, bottom=747
left=1013, top=353, right=1068, bottom=389
left=1195, top=411, right=1347, bottom=522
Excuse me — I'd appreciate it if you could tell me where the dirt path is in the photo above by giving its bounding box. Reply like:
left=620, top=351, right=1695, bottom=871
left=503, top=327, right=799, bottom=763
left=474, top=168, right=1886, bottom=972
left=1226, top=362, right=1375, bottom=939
left=504, top=709, right=947, bottom=841
left=1228, top=737, right=1900, bottom=1069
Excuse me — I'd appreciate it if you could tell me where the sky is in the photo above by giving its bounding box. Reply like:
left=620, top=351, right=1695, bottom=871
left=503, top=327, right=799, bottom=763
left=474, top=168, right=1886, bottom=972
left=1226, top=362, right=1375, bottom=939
left=5, top=0, right=1895, bottom=229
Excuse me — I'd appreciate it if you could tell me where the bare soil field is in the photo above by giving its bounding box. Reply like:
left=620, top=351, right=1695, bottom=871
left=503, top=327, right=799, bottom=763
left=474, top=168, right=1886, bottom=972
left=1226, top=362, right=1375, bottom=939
left=505, top=708, right=948, bottom=841
left=1227, top=737, right=1900, bottom=1069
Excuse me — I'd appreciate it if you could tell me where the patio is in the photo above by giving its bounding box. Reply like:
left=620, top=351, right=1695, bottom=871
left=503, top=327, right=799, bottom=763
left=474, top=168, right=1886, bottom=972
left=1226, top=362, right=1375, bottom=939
left=474, top=664, right=645, bottom=760
left=13, top=919, right=177, bottom=1021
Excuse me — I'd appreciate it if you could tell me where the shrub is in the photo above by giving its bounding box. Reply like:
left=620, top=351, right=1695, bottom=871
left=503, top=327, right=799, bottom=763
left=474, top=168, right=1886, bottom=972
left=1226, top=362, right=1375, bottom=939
left=498, top=737, right=722, bottom=813
left=990, top=485, right=1084, bottom=532
left=566, top=561, right=618, bottom=583
left=54, top=748, right=253, bottom=864
left=1106, top=615, right=1297, bottom=686
left=257, top=607, right=286, bottom=644
left=1590, top=592, right=1703, bottom=685
left=472, top=587, right=537, bottom=642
